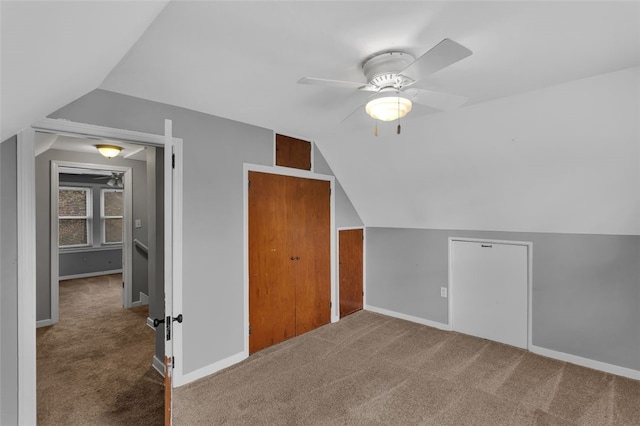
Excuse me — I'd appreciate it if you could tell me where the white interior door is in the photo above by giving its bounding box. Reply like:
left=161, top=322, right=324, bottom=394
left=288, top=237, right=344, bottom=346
left=163, top=119, right=174, bottom=424
left=450, top=240, right=528, bottom=349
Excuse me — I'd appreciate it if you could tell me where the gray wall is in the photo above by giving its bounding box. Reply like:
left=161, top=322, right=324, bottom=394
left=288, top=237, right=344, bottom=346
left=50, top=88, right=363, bottom=375
left=1, top=136, right=19, bottom=425
left=366, top=227, right=640, bottom=371
left=36, top=148, right=147, bottom=321
left=59, top=249, right=123, bottom=278
left=313, top=144, right=363, bottom=229
left=131, top=156, right=149, bottom=302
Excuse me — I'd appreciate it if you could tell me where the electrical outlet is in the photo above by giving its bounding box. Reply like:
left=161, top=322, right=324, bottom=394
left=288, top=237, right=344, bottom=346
left=441, top=287, right=448, bottom=298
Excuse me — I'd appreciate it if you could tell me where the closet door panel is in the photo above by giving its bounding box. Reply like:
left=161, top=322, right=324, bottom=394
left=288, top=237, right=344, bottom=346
left=292, top=178, right=331, bottom=335
left=248, top=172, right=296, bottom=354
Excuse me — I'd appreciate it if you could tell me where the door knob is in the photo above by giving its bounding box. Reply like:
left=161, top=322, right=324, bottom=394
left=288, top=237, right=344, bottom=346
left=153, top=315, right=182, bottom=327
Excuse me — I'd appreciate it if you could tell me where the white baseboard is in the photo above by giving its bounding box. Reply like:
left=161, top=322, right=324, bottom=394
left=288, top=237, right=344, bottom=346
left=131, top=295, right=149, bottom=308
left=365, top=305, right=451, bottom=331
left=146, top=317, right=155, bottom=330
left=364, top=305, right=639, bottom=381
left=530, top=344, right=640, bottom=381
left=58, top=269, right=122, bottom=280
left=36, top=318, right=55, bottom=328
left=173, top=351, right=246, bottom=388
left=152, top=355, right=165, bottom=377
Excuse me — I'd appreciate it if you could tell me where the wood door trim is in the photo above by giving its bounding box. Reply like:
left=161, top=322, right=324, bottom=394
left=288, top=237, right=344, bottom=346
left=164, top=356, right=172, bottom=426
left=243, top=163, right=336, bottom=357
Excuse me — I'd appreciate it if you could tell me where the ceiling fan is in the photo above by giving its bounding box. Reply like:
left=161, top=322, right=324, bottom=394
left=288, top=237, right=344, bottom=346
left=94, top=172, right=124, bottom=188
left=298, top=38, right=472, bottom=134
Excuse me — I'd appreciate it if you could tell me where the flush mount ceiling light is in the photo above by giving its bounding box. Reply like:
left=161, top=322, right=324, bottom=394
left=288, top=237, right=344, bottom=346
left=96, top=144, right=122, bottom=159
left=365, top=93, right=413, bottom=122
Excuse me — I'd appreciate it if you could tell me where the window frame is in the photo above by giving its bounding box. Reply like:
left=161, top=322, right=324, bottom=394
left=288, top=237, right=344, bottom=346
left=101, top=187, right=124, bottom=245
left=58, top=185, right=92, bottom=248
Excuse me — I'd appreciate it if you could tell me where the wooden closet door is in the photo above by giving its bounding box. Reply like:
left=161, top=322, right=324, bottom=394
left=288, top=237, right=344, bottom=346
left=249, top=171, right=331, bottom=353
left=275, top=134, right=312, bottom=170
left=248, top=172, right=296, bottom=354
left=291, top=177, right=331, bottom=335
left=339, top=228, right=363, bottom=318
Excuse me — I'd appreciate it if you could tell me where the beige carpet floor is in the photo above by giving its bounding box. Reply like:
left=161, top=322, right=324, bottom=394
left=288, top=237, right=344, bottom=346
left=36, top=274, right=164, bottom=425
left=174, top=310, right=639, bottom=425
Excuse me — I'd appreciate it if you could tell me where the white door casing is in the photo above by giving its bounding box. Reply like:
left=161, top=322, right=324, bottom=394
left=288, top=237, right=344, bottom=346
left=48, top=160, right=134, bottom=327
left=17, top=118, right=183, bottom=424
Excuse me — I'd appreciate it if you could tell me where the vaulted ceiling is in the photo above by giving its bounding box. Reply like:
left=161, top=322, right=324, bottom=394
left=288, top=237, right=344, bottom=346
left=3, top=1, right=639, bottom=233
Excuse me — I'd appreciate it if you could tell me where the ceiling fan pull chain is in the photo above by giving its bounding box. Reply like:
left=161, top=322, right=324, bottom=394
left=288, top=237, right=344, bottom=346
left=397, top=98, right=401, bottom=135
left=374, top=120, right=379, bottom=137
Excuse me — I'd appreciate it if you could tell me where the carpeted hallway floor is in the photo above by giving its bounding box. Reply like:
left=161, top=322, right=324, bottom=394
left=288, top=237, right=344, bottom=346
left=174, top=310, right=640, bottom=425
left=36, top=274, right=164, bottom=425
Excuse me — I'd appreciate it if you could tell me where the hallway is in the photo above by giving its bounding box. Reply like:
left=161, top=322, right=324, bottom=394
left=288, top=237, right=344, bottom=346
left=36, top=274, right=163, bottom=425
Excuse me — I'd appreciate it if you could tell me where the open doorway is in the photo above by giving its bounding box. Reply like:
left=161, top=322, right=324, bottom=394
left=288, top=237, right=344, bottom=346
left=35, top=134, right=149, bottom=326
left=52, top=164, right=133, bottom=317
left=33, top=132, right=165, bottom=424
left=17, top=118, right=182, bottom=424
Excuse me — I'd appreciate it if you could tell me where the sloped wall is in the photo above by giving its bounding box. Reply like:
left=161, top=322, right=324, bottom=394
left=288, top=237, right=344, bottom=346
left=317, top=67, right=640, bottom=236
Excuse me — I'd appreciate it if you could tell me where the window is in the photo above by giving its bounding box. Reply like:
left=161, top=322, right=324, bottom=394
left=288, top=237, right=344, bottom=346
left=58, top=187, right=91, bottom=247
left=102, top=188, right=123, bottom=244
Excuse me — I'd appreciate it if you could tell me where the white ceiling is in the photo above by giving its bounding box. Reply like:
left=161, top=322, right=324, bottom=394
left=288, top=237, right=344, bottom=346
left=34, top=133, right=147, bottom=161
left=3, top=1, right=638, bottom=144
left=3, top=1, right=639, bottom=233
left=99, top=1, right=640, bottom=140
left=1, top=0, right=168, bottom=142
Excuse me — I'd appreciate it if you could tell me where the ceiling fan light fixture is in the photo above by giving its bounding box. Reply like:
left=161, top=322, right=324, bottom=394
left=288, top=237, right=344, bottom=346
left=365, top=95, right=412, bottom=122
left=96, top=144, right=122, bottom=159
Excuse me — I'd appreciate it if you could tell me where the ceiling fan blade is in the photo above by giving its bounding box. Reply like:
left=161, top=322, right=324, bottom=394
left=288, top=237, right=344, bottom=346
left=404, top=88, right=468, bottom=111
left=400, top=39, right=472, bottom=81
left=298, top=77, right=376, bottom=91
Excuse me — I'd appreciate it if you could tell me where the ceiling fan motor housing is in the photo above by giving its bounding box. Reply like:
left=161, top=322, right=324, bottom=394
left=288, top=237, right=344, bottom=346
left=362, top=51, right=415, bottom=89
